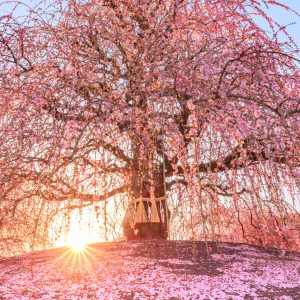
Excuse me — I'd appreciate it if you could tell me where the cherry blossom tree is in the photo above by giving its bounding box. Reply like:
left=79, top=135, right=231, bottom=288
left=0, top=0, right=299, bottom=253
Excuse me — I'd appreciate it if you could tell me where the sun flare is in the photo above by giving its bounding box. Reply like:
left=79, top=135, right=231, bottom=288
left=66, top=232, right=88, bottom=252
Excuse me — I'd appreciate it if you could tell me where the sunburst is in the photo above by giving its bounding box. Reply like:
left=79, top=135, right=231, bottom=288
left=66, top=231, right=88, bottom=252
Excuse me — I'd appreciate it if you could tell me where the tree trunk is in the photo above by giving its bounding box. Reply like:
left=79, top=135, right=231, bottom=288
left=123, top=149, right=169, bottom=240
left=122, top=198, right=169, bottom=240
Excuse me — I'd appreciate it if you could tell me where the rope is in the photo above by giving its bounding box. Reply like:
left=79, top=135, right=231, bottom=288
left=133, top=196, right=166, bottom=202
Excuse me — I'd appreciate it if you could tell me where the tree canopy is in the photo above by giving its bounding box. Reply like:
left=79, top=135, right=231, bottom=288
left=0, top=0, right=299, bottom=255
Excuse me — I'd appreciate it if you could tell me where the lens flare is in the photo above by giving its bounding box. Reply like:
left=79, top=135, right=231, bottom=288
left=66, top=232, right=87, bottom=252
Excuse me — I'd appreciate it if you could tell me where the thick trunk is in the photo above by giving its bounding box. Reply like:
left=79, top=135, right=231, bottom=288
left=123, top=156, right=170, bottom=239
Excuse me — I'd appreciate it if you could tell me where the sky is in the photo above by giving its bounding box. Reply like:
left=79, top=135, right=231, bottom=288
left=0, top=1, right=300, bottom=48
left=253, top=0, right=300, bottom=49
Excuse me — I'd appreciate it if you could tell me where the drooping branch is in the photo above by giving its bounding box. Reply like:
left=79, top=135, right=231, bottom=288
left=165, top=136, right=298, bottom=177
left=44, top=183, right=129, bottom=204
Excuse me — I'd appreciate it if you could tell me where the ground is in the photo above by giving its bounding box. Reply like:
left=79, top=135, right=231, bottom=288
left=0, top=240, right=299, bottom=299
